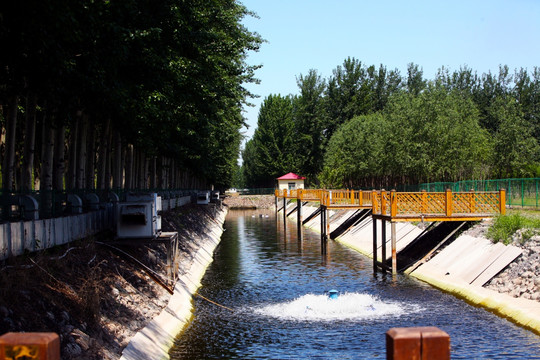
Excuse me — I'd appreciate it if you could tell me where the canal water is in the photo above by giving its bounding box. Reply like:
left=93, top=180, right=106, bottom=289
left=170, top=209, right=540, bottom=359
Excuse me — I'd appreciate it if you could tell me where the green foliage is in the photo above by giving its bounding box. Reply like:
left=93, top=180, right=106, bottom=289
left=0, top=0, right=263, bottom=189
left=487, top=213, right=540, bottom=244
left=242, top=94, right=296, bottom=187
left=491, top=97, right=540, bottom=178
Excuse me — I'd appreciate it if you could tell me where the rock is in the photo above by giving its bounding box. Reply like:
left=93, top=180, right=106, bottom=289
left=61, top=311, right=70, bottom=322
left=46, top=311, right=55, bottom=321
left=64, top=343, right=82, bottom=357
left=71, top=328, right=92, bottom=351
left=111, top=287, right=120, bottom=297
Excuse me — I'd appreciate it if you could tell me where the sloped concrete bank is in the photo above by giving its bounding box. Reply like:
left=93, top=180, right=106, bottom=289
left=120, top=207, right=227, bottom=360
left=281, top=202, right=540, bottom=335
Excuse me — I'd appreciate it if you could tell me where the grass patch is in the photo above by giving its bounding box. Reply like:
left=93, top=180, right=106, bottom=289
left=487, top=212, right=540, bottom=244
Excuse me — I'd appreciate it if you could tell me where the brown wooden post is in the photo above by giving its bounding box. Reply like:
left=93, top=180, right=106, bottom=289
left=386, top=327, right=450, bottom=360
left=391, top=221, right=397, bottom=275
left=499, top=188, right=506, bottom=215
left=372, top=190, right=378, bottom=214
left=358, top=190, right=363, bottom=206
left=373, top=217, right=378, bottom=273
left=0, top=332, right=60, bottom=360
left=445, top=189, right=453, bottom=217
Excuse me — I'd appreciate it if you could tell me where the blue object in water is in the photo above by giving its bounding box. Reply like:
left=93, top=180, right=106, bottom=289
left=328, top=289, right=339, bottom=300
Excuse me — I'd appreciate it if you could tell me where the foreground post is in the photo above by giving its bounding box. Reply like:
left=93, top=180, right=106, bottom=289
left=386, top=327, right=450, bottom=360
left=0, top=332, right=60, bottom=360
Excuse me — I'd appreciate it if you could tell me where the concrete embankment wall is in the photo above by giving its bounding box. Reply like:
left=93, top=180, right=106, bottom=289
left=283, top=202, right=540, bottom=334
left=120, top=207, right=227, bottom=360
left=0, top=195, right=191, bottom=261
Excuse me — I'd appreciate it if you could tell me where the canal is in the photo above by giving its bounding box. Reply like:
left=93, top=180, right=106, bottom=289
left=170, top=209, right=540, bottom=359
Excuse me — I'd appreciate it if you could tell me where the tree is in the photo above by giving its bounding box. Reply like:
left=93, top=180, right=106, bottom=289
left=293, top=69, right=326, bottom=183
left=242, top=94, right=296, bottom=187
left=491, top=97, right=540, bottom=177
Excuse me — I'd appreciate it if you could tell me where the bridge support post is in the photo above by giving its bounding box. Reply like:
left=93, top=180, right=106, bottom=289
left=283, top=197, right=287, bottom=223
left=373, top=217, right=378, bottom=273
left=326, top=206, right=331, bottom=240
left=381, top=219, right=387, bottom=274
left=297, top=200, right=303, bottom=240
left=320, top=206, right=327, bottom=253
left=391, top=221, right=397, bottom=275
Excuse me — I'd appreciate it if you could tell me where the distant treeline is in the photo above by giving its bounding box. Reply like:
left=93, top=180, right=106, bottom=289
left=0, top=0, right=262, bottom=195
left=241, top=58, right=540, bottom=188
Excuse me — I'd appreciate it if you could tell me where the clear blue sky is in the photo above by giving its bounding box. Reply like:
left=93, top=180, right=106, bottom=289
left=239, top=0, right=540, bottom=145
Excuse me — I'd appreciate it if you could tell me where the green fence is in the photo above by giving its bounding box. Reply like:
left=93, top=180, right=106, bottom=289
left=420, top=178, right=540, bottom=208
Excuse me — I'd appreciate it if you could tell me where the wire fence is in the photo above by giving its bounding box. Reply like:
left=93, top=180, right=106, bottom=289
left=420, top=178, right=540, bottom=208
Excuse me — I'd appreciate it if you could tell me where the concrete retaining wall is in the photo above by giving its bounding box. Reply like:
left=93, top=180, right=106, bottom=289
left=120, top=207, right=227, bottom=360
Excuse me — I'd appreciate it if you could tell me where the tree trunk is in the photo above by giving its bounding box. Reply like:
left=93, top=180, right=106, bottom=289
left=67, top=115, right=79, bottom=190
left=112, top=131, right=122, bottom=190
left=104, top=126, right=112, bottom=190
left=53, top=125, right=66, bottom=191
left=86, top=123, right=96, bottom=189
left=76, top=115, right=88, bottom=189
left=41, top=115, right=55, bottom=218
left=21, top=95, right=37, bottom=192
left=3, top=96, right=18, bottom=191
left=149, top=156, right=156, bottom=189
left=125, top=144, right=133, bottom=190
left=97, top=118, right=110, bottom=190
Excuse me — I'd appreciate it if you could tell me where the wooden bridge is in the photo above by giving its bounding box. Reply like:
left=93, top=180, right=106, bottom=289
left=275, top=188, right=506, bottom=274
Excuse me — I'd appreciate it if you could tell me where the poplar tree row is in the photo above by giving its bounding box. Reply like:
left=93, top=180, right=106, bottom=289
left=0, top=0, right=262, bottom=195
left=243, top=58, right=540, bottom=188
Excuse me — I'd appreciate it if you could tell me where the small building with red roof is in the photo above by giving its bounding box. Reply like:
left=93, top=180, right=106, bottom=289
left=276, top=172, right=306, bottom=191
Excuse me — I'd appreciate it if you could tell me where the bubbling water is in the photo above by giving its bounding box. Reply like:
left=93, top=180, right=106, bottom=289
left=252, top=292, right=421, bottom=322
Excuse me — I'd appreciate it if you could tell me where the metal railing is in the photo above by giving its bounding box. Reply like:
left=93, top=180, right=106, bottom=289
left=420, top=177, right=540, bottom=208
left=371, top=189, right=505, bottom=218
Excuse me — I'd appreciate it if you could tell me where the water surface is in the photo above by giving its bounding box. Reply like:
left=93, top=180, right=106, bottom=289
left=171, top=209, right=540, bottom=359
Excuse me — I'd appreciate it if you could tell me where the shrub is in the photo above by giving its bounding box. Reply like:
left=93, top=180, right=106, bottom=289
left=487, top=213, right=540, bottom=244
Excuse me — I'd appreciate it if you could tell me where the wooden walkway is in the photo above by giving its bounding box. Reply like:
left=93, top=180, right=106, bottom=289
left=275, top=188, right=506, bottom=274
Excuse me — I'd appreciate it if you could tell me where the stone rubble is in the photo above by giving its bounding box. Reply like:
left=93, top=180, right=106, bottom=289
left=484, top=230, right=540, bottom=302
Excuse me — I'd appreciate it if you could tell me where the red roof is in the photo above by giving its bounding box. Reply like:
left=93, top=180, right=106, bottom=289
left=276, top=172, right=306, bottom=180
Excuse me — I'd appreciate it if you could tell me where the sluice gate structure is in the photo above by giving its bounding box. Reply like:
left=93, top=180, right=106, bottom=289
left=275, top=188, right=506, bottom=274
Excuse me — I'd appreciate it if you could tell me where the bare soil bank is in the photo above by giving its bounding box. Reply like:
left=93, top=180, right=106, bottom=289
left=223, top=194, right=275, bottom=209
left=0, top=204, right=224, bottom=359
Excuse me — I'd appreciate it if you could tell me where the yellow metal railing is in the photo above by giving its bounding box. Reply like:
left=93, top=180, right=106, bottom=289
left=298, top=189, right=323, bottom=201
left=320, top=190, right=373, bottom=208
left=371, top=189, right=506, bottom=218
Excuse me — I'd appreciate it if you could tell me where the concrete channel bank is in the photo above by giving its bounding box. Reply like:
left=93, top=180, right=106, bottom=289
left=120, top=207, right=227, bottom=360
left=284, top=202, right=540, bottom=335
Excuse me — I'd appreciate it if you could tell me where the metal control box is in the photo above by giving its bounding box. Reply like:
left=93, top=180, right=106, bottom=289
left=116, top=193, right=162, bottom=239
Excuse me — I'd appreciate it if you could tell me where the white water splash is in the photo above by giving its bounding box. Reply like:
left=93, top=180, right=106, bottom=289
left=252, top=292, right=420, bottom=321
